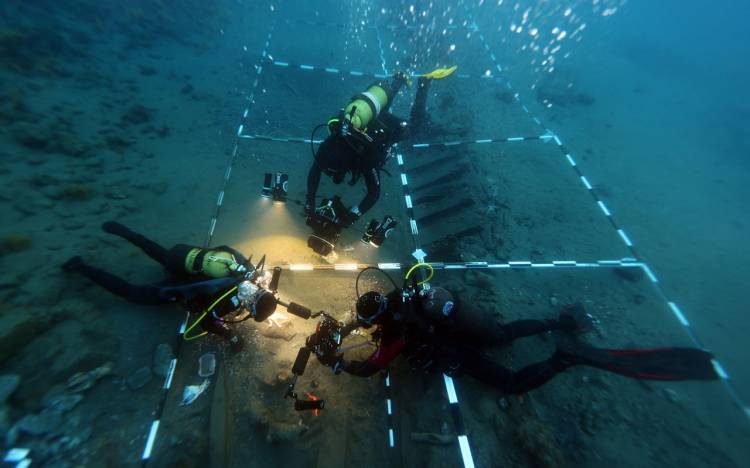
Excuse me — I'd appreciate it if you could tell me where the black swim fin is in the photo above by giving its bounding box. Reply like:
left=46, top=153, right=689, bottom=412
left=555, top=341, right=718, bottom=381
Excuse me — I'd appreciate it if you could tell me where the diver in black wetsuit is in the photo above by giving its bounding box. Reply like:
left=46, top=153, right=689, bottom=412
left=317, top=286, right=718, bottom=392
left=62, top=221, right=277, bottom=350
left=305, top=66, right=457, bottom=224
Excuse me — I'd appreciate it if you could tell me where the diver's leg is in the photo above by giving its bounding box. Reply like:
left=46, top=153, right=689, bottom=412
left=63, top=256, right=170, bottom=304
left=409, top=77, right=431, bottom=130
left=380, top=72, right=409, bottom=113
left=452, top=301, right=560, bottom=346
left=471, top=303, right=594, bottom=345
left=456, top=345, right=563, bottom=394
left=101, top=221, right=169, bottom=266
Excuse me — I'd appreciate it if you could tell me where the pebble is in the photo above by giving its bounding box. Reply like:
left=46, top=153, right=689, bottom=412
left=126, top=366, right=152, bottom=390
left=44, top=394, right=83, bottom=413
left=663, top=388, right=685, bottom=405
left=0, top=374, right=20, bottom=403
left=62, top=220, right=85, bottom=231
left=16, top=409, right=63, bottom=436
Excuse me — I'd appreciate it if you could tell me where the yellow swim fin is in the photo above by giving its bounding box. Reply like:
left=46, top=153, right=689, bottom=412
left=422, top=65, right=457, bottom=80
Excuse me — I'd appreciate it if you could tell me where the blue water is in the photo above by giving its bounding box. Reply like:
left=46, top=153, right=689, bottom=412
left=0, top=0, right=748, bottom=466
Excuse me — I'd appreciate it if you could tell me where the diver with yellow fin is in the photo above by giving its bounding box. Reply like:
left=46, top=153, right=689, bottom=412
left=305, top=66, right=457, bottom=225
left=62, top=221, right=278, bottom=350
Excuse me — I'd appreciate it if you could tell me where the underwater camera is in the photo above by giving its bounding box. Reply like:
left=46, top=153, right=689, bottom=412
left=305, top=196, right=348, bottom=257
left=282, top=305, right=343, bottom=412
left=361, top=216, right=398, bottom=248
left=261, top=172, right=288, bottom=202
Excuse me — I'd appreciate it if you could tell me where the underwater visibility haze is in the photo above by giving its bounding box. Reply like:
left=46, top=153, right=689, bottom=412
left=0, top=0, right=749, bottom=467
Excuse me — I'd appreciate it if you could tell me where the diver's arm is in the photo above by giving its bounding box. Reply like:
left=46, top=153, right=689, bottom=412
left=355, top=167, right=381, bottom=215
left=339, top=318, right=361, bottom=338
left=306, top=162, right=322, bottom=208
left=336, top=336, right=406, bottom=377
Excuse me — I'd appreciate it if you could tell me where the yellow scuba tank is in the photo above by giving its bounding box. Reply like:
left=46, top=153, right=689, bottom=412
left=342, top=84, right=390, bottom=131
left=184, top=248, right=242, bottom=278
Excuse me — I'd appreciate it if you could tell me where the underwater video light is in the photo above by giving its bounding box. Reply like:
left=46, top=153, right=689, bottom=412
left=261, top=172, right=288, bottom=202
left=361, top=215, right=398, bottom=248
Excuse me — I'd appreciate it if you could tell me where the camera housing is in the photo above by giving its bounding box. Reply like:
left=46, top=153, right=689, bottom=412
left=305, top=196, right=347, bottom=256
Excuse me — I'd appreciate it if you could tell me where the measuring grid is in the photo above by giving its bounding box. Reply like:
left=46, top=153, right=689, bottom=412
left=138, top=4, right=749, bottom=468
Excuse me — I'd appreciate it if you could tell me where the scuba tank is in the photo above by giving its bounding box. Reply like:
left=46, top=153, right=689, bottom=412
left=184, top=248, right=245, bottom=278
left=326, top=73, right=409, bottom=149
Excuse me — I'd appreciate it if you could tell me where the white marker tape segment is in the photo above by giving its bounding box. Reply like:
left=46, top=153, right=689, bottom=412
left=300, top=64, right=314, bottom=70
left=141, top=420, right=160, bottom=460
left=597, top=200, right=611, bottom=216
left=401, top=173, right=408, bottom=185
left=388, top=428, right=395, bottom=447
left=640, top=263, right=658, bottom=283
left=4, top=449, right=30, bottom=462
left=443, top=374, right=458, bottom=404
left=580, top=176, right=592, bottom=190
left=617, top=229, right=633, bottom=247
left=507, top=136, right=524, bottom=142
left=405, top=195, right=413, bottom=209
left=458, top=435, right=476, bottom=468
left=179, top=311, right=189, bottom=334
left=667, top=302, right=690, bottom=327
left=712, top=360, right=729, bottom=380
left=289, top=264, right=314, bottom=271
left=386, top=399, right=392, bottom=415
left=163, top=359, right=177, bottom=390
left=565, top=154, right=576, bottom=166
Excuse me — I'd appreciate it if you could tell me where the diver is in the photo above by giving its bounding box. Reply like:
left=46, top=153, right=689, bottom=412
left=61, top=221, right=278, bottom=351
left=305, top=66, right=457, bottom=225
left=315, top=270, right=718, bottom=393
